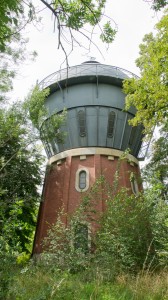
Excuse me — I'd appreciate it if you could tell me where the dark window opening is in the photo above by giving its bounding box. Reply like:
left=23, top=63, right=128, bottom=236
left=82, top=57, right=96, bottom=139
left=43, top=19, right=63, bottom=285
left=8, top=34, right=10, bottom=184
left=107, top=111, right=115, bottom=138
left=78, top=110, right=86, bottom=137
left=74, top=223, right=89, bottom=253
left=79, top=170, right=86, bottom=189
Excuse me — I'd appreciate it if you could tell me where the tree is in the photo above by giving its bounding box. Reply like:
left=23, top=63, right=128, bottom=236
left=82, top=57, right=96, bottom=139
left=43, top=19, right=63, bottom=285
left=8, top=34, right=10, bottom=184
left=37, top=175, right=168, bottom=275
left=0, top=0, right=24, bottom=51
left=123, top=10, right=168, bottom=205
left=150, top=0, right=168, bottom=11
left=123, top=11, right=168, bottom=134
left=38, top=0, right=117, bottom=63
left=155, top=0, right=168, bottom=10
left=24, top=85, right=66, bottom=143
left=0, top=0, right=67, bottom=257
left=142, top=123, right=168, bottom=199
left=122, top=9, right=168, bottom=268
left=0, top=0, right=37, bottom=99
left=0, top=103, right=44, bottom=253
left=0, top=0, right=117, bottom=70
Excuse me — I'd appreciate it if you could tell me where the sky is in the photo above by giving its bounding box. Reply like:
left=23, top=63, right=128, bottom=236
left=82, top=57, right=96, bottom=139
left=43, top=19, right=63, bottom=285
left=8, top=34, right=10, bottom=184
left=11, top=0, right=163, bottom=102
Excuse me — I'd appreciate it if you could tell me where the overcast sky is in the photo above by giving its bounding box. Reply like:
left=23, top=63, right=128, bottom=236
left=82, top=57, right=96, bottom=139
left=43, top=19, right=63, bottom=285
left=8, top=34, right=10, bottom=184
left=11, top=0, right=163, bottom=101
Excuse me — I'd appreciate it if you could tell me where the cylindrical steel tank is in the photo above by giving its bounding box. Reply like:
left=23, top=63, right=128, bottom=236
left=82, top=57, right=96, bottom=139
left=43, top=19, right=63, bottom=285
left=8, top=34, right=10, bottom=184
left=40, top=61, right=143, bottom=158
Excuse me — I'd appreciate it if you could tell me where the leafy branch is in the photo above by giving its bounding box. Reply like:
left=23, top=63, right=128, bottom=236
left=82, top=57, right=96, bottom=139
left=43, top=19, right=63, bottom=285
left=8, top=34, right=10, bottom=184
left=39, top=0, right=117, bottom=63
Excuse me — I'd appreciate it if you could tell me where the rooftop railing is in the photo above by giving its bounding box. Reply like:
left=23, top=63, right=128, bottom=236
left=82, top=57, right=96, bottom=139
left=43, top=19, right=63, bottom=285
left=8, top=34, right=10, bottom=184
left=39, top=63, right=139, bottom=90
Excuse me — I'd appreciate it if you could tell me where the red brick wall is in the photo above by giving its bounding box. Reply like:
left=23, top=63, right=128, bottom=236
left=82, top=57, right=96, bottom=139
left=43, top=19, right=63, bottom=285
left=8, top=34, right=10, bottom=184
left=33, top=154, right=141, bottom=254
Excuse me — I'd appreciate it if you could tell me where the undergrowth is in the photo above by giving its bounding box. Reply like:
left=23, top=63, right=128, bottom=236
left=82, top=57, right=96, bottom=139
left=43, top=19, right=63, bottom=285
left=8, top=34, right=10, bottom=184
left=2, top=177, right=168, bottom=299
left=6, top=264, right=168, bottom=300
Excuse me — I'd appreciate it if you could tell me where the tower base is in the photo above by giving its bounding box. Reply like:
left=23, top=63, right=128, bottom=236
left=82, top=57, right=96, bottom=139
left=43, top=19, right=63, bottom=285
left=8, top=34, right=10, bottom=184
left=33, top=148, right=141, bottom=254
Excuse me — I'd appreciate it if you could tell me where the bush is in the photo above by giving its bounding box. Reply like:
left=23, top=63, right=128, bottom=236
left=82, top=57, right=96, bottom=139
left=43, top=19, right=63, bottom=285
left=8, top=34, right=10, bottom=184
left=39, top=177, right=168, bottom=274
left=4, top=175, right=168, bottom=299
left=0, top=251, right=20, bottom=299
left=96, top=189, right=155, bottom=272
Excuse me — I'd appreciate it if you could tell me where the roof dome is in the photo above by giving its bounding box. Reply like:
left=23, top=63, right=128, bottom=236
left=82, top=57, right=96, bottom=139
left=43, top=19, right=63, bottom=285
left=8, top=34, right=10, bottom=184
left=39, top=63, right=138, bottom=91
left=82, top=60, right=100, bottom=64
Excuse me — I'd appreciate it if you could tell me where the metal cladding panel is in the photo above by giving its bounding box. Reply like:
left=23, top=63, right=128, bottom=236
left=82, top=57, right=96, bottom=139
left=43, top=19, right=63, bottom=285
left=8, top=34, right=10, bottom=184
left=77, top=107, right=87, bottom=147
left=112, top=112, right=124, bottom=149
left=98, top=84, right=126, bottom=109
left=44, top=106, right=143, bottom=158
left=40, top=63, right=143, bottom=159
left=121, top=114, right=132, bottom=150
left=86, top=107, right=97, bottom=146
left=44, top=83, right=136, bottom=115
left=98, top=107, right=108, bottom=146
left=67, top=114, right=79, bottom=148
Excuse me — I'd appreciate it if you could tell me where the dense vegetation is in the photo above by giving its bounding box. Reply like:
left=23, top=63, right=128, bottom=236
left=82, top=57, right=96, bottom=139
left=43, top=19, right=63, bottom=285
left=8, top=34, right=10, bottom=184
left=0, top=0, right=168, bottom=299
left=2, top=179, right=168, bottom=299
left=123, top=11, right=168, bottom=135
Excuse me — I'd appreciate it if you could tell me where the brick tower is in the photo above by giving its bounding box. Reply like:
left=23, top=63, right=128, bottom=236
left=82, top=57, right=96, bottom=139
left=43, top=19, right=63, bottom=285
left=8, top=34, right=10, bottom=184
left=33, top=61, right=144, bottom=254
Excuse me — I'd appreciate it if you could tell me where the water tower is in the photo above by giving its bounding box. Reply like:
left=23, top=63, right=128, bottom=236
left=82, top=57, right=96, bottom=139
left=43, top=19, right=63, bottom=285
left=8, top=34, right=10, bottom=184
left=33, top=61, right=144, bottom=254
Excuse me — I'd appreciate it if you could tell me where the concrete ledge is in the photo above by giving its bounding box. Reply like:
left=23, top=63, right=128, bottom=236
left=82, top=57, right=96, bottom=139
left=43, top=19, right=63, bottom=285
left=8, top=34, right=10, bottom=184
left=48, top=147, right=139, bottom=166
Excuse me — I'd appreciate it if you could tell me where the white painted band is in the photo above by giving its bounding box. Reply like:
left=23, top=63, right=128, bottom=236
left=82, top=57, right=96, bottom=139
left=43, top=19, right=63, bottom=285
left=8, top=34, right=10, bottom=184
left=48, top=147, right=139, bottom=166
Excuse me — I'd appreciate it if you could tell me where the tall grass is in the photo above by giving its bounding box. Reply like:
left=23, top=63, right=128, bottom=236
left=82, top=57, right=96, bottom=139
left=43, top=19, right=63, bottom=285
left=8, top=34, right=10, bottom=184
left=6, top=264, right=168, bottom=300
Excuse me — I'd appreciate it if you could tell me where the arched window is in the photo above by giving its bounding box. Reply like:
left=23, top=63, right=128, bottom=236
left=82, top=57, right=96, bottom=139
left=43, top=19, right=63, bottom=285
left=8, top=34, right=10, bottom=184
left=79, top=170, right=86, bottom=189
left=131, top=177, right=139, bottom=195
left=75, top=168, right=89, bottom=192
left=107, top=111, right=115, bottom=138
left=78, top=110, right=86, bottom=137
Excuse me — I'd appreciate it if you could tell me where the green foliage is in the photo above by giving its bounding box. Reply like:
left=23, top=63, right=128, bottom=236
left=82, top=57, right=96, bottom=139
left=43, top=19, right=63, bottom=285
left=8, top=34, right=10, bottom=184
left=0, top=4, right=43, bottom=292
left=0, top=102, right=44, bottom=298
left=96, top=191, right=154, bottom=272
left=0, top=252, right=20, bottom=299
left=40, top=0, right=117, bottom=53
left=95, top=179, right=168, bottom=272
left=25, top=85, right=67, bottom=143
left=0, top=0, right=24, bottom=51
left=149, top=199, right=168, bottom=265
left=100, top=21, right=117, bottom=43
left=0, top=0, right=38, bottom=98
left=53, top=0, right=105, bottom=29
left=0, top=104, right=43, bottom=253
left=2, top=174, right=168, bottom=299
left=123, top=11, right=168, bottom=134
left=0, top=0, right=116, bottom=98
left=41, top=210, right=93, bottom=273
left=0, top=5, right=37, bottom=97
left=25, top=85, right=50, bottom=129
left=5, top=261, right=168, bottom=299
left=143, top=125, right=168, bottom=199
left=152, top=0, right=168, bottom=11
left=0, top=42, right=29, bottom=97
left=38, top=175, right=168, bottom=276
left=0, top=0, right=117, bottom=79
